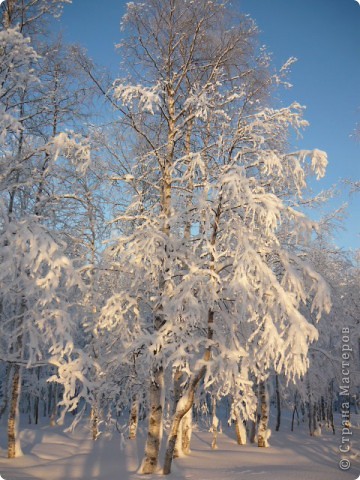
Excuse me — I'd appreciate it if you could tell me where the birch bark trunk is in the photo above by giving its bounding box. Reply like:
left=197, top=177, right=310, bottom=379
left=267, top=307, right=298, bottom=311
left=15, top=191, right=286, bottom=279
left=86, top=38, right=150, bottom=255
left=173, top=371, right=184, bottom=458
left=235, top=411, right=247, bottom=445
left=174, top=417, right=183, bottom=459
left=181, top=407, right=192, bottom=455
left=141, top=70, right=176, bottom=474
left=8, top=293, right=25, bottom=458
left=91, top=404, right=99, bottom=441
left=129, top=395, right=139, bottom=440
left=257, top=380, right=270, bottom=448
left=210, top=397, right=219, bottom=450
left=8, top=364, right=23, bottom=458
left=163, top=309, right=214, bottom=475
left=162, top=363, right=207, bottom=475
left=140, top=367, right=164, bottom=474
left=163, top=193, right=222, bottom=474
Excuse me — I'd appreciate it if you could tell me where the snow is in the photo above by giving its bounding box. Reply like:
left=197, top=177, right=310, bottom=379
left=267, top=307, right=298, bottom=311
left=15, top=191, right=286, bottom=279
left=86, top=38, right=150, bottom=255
left=0, top=1, right=358, bottom=479
left=0, top=412, right=358, bottom=480
left=113, top=83, right=161, bottom=115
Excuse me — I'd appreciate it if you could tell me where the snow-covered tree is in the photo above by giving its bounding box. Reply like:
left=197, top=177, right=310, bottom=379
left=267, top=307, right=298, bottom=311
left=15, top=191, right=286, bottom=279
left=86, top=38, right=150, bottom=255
left=88, top=0, right=333, bottom=475
left=0, top=213, right=83, bottom=457
left=1, top=0, right=71, bottom=33
left=302, top=243, right=359, bottom=435
left=0, top=1, right=96, bottom=457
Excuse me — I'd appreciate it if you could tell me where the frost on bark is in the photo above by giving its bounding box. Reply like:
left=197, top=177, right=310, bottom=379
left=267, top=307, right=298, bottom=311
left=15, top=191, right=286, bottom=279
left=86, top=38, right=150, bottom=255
left=8, top=364, right=23, bottom=458
left=257, top=381, right=270, bottom=448
left=140, top=367, right=164, bottom=474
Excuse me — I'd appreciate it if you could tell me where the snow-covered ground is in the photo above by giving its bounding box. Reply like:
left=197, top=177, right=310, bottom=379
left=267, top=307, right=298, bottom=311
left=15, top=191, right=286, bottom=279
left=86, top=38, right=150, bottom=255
left=0, top=412, right=359, bottom=480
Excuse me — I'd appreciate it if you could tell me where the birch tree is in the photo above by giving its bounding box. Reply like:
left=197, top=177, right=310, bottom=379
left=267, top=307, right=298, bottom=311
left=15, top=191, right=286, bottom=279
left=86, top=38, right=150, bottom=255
left=1, top=0, right=71, bottom=34
left=98, top=0, right=268, bottom=472
left=0, top=0, right=96, bottom=456
left=93, top=0, right=332, bottom=474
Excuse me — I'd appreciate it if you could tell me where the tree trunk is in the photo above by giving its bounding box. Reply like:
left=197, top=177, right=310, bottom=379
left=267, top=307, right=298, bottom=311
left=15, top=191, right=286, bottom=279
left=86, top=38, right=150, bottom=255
left=48, top=383, right=52, bottom=416
left=257, top=380, right=270, bottom=448
left=291, top=405, right=297, bottom=432
left=329, top=403, right=335, bottom=435
left=8, top=364, right=23, bottom=458
left=141, top=367, right=164, bottom=474
left=172, top=370, right=184, bottom=458
left=181, top=407, right=192, bottom=455
left=43, top=394, right=47, bottom=418
left=291, top=392, right=300, bottom=432
left=0, top=365, right=10, bottom=420
left=312, top=403, right=321, bottom=436
left=328, top=381, right=335, bottom=435
left=235, top=411, right=247, bottom=445
left=141, top=77, right=174, bottom=472
left=248, top=419, right=257, bottom=443
left=27, top=393, right=32, bottom=424
left=248, top=379, right=259, bottom=443
left=210, top=397, right=219, bottom=450
left=34, top=372, right=40, bottom=426
left=50, top=382, right=58, bottom=426
left=275, top=374, right=281, bottom=432
left=300, top=401, right=306, bottom=421
left=91, top=404, right=99, bottom=441
left=313, top=403, right=318, bottom=433
left=321, top=396, right=326, bottom=421
left=308, top=401, right=314, bottom=436
left=172, top=395, right=192, bottom=458
left=307, top=379, right=314, bottom=436
left=353, top=394, right=359, bottom=415
left=163, top=306, right=215, bottom=475
left=174, top=415, right=183, bottom=459
left=129, top=395, right=139, bottom=440
left=163, top=363, right=207, bottom=475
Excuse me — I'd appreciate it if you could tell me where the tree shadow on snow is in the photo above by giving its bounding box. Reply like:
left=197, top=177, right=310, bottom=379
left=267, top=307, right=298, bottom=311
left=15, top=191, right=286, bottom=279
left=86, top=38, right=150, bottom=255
left=219, top=423, right=359, bottom=479
left=20, top=425, right=45, bottom=455
left=78, top=434, right=132, bottom=480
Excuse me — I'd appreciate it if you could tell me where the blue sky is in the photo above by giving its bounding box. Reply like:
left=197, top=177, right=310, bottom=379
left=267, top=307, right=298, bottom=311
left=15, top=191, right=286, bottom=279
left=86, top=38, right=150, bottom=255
left=55, top=0, right=360, bottom=251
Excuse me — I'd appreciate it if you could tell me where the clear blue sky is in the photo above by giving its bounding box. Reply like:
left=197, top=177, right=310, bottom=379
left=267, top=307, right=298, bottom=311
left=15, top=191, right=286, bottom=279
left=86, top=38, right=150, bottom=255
left=54, top=0, right=360, bottom=251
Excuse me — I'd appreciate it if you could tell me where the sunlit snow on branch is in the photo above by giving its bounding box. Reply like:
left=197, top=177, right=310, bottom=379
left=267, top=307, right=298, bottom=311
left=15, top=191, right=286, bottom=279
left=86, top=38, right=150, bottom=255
left=113, top=82, right=161, bottom=115
left=50, top=132, right=91, bottom=174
